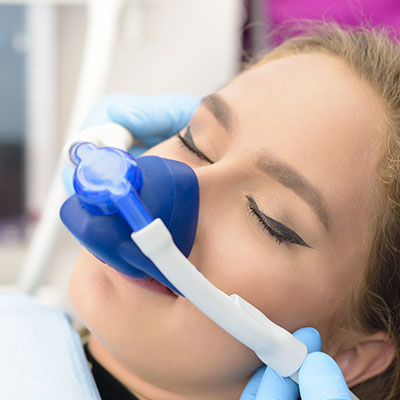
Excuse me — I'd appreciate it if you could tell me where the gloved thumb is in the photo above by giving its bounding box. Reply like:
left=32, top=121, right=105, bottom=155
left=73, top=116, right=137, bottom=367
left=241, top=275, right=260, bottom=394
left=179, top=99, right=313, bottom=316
left=299, top=352, right=352, bottom=400
left=108, top=94, right=201, bottom=144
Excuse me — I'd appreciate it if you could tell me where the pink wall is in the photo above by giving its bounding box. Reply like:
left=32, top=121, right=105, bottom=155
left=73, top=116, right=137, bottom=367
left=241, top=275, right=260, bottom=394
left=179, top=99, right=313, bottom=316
left=265, top=0, right=400, bottom=40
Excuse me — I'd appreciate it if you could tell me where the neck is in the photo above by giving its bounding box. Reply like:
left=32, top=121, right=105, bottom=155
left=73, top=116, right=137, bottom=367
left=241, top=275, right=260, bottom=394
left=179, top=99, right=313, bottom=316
left=87, top=334, right=247, bottom=400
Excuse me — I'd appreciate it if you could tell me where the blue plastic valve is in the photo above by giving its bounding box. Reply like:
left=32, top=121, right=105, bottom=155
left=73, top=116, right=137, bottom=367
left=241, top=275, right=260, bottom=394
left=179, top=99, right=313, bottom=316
left=70, top=142, right=153, bottom=231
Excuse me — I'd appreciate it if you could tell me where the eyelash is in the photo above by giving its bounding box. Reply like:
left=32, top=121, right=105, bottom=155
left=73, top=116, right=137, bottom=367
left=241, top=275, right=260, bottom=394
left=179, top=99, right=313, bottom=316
left=247, top=196, right=310, bottom=247
left=177, top=127, right=213, bottom=164
left=247, top=202, right=288, bottom=244
left=176, top=128, right=310, bottom=248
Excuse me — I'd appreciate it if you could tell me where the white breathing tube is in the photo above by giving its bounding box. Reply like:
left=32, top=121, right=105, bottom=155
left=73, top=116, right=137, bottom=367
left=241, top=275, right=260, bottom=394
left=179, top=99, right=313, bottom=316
left=65, top=124, right=359, bottom=399
left=132, top=218, right=307, bottom=378
left=132, top=213, right=359, bottom=400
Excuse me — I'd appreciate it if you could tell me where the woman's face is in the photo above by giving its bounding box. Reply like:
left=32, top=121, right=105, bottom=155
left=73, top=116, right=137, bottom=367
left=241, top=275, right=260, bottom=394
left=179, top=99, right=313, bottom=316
left=70, top=53, right=385, bottom=399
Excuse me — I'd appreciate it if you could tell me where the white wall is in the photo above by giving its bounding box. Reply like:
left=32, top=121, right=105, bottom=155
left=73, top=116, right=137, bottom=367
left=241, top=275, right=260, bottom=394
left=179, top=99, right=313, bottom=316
left=58, top=0, right=244, bottom=144
left=109, top=0, right=243, bottom=94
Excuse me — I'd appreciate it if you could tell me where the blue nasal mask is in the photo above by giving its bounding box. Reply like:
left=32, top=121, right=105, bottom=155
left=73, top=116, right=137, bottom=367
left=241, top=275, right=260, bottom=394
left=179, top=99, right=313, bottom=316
left=60, top=124, right=308, bottom=382
left=60, top=142, right=198, bottom=296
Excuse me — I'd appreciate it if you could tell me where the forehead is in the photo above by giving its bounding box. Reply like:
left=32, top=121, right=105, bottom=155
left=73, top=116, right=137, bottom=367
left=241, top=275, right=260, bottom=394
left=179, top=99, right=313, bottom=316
left=218, top=53, right=385, bottom=236
left=221, top=53, right=383, bottom=138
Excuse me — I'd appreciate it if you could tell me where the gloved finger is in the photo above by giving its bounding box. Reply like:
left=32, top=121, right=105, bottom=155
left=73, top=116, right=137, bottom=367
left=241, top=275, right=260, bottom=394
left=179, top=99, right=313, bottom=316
left=240, top=327, right=321, bottom=400
left=293, top=327, right=321, bottom=353
left=108, top=94, right=201, bottom=140
left=249, top=328, right=321, bottom=399
left=80, top=94, right=135, bottom=130
left=239, top=366, right=266, bottom=400
left=255, top=367, right=298, bottom=400
left=299, top=352, right=352, bottom=400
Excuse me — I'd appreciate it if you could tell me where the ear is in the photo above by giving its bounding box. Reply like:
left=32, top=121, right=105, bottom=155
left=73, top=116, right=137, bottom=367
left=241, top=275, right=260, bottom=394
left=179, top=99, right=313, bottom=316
left=333, top=331, right=395, bottom=387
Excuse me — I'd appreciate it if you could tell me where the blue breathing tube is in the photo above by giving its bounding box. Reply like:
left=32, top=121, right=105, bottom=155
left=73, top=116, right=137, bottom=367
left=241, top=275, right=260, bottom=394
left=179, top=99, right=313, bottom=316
left=60, top=142, right=199, bottom=295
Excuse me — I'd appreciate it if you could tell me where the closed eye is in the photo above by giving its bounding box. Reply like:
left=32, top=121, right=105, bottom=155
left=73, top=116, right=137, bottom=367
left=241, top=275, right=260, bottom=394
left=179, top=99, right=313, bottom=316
left=247, top=196, right=311, bottom=248
left=176, top=126, right=214, bottom=164
left=177, top=128, right=310, bottom=248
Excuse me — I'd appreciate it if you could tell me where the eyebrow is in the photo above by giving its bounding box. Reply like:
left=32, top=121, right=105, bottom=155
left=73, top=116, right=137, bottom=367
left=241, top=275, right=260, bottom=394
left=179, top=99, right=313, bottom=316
left=202, top=93, right=329, bottom=230
left=202, top=94, right=233, bottom=132
left=256, top=155, right=329, bottom=230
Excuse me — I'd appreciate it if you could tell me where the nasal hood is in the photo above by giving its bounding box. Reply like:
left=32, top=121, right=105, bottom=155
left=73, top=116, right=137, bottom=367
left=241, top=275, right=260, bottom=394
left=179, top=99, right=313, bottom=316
left=60, top=155, right=199, bottom=295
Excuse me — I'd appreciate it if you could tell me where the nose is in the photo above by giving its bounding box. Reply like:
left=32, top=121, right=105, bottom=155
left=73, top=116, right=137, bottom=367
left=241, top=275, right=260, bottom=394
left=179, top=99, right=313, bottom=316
left=192, top=158, right=242, bottom=213
left=188, top=160, right=241, bottom=261
left=191, top=151, right=235, bottom=186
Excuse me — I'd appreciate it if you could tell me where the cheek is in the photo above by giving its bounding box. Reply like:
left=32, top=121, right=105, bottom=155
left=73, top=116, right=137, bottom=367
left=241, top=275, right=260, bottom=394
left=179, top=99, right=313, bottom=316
left=68, top=250, right=131, bottom=342
left=69, top=250, right=116, bottom=323
left=190, top=201, right=345, bottom=335
left=69, top=250, right=164, bottom=344
left=69, top=250, right=261, bottom=387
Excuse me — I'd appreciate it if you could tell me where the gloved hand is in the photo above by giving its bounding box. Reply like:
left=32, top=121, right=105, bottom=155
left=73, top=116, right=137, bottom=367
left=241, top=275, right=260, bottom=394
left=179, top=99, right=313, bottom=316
left=240, top=327, right=353, bottom=400
left=63, top=93, right=201, bottom=193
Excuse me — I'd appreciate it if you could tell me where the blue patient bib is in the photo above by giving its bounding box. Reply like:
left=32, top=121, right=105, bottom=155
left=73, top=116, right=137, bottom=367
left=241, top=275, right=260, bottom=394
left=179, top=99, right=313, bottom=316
left=0, top=293, right=100, bottom=400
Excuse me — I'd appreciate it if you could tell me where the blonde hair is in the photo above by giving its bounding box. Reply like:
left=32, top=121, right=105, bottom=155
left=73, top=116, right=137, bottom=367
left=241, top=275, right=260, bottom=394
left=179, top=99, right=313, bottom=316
left=251, top=23, right=400, bottom=399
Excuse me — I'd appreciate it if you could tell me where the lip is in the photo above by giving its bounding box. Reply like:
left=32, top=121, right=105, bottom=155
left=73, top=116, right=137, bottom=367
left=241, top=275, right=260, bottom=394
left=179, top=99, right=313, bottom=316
left=118, top=272, right=178, bottom=297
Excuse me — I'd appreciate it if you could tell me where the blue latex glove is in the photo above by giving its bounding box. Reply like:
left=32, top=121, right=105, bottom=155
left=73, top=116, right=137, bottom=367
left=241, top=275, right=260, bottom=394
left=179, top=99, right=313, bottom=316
left=63, top=94, right=201, bottom=194
left=240, top=327, right=352, bottom=400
